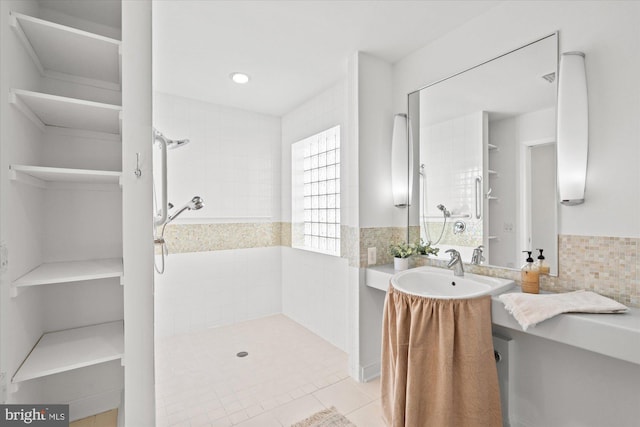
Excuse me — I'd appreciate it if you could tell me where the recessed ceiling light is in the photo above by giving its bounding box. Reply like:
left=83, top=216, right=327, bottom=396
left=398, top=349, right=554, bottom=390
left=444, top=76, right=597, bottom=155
left=230, top=72, right=250, bottom=84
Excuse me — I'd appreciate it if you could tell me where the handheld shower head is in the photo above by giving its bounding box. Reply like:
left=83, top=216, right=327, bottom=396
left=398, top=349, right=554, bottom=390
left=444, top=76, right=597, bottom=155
left=187, top=196, right=204, bottom=210
left=437, top=204, right=451, bottom=217
left=167, top=196, right=204, bottom=223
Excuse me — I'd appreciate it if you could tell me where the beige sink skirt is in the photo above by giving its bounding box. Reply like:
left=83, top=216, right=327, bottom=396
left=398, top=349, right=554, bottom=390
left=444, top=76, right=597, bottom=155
left=381, top=285, right=502, bottom=427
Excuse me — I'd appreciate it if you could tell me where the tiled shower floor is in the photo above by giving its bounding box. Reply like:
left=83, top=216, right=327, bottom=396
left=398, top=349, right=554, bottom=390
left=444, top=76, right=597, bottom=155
left=155, top=314, right=385, bottom=427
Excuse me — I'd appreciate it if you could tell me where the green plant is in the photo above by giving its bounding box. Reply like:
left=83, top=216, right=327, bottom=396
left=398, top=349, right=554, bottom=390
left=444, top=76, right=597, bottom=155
left=414, top=239, right=439, bottom=256
left=388, top=242, right=414, bottom=258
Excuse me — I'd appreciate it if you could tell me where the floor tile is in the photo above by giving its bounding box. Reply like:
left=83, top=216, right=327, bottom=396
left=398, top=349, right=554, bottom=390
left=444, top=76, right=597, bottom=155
left=312, top=378, right=374, bottom=414
left=156, top=314, right=359, bottom=427
left=353, top=376, right=382, bottom=399
left=234, top=411, right=282, bottom=427
left=270, top=395, right=326, bottom=426
left=346, top=399, right=386, bottom=427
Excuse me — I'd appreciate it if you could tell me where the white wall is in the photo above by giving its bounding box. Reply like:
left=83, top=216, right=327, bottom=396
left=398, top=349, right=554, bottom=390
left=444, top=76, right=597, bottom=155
left=155, top=248, right=282, bottom=338
left=281, top=248, right=348, bottom=350
left=281, top=80, right=350, bottom=352
left=153, top=93, right=283, bottom=338
left=154, top=92, right=281, bottom=222
left=394, top=0, right=640, bottom=239
left=356, top=53, right=398, bottom=228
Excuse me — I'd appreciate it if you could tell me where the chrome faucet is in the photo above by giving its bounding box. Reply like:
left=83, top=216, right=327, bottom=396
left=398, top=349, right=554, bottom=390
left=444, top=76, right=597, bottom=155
left=471, top=245, right=485, bottom=265
left=445, top=249, right=464, bottom=277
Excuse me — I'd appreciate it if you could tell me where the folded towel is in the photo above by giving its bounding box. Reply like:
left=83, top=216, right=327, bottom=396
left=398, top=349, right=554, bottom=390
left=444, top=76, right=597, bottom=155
left=499, top=290, right=628, bottom=331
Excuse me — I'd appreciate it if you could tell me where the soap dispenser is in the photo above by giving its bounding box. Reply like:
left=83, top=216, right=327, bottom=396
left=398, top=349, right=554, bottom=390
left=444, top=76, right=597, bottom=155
left=535, top=249, right=550, bottom=275
left=521, top=251, right=540, bottom=294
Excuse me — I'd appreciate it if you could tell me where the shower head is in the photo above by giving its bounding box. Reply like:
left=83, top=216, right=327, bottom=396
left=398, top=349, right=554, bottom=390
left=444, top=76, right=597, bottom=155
left=167, top=138, right=190, bottom=149
left=167, top=196, right=204, bottom=223
left=154, top=129, right=190, bottom=149
left=437, top=204, right=451, bottom=217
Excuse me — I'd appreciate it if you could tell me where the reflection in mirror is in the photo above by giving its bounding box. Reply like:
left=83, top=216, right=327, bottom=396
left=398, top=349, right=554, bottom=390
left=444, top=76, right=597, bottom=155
left=408, top=34, right=558, bottom=275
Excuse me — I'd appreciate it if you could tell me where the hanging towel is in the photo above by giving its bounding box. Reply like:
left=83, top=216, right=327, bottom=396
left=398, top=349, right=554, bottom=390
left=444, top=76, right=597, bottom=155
left=381, top=285, right=502, bottom=427
left=499, top=290, right=628, bottom=331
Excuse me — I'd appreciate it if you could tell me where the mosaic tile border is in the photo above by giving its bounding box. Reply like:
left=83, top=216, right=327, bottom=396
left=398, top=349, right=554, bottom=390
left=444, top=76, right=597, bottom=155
left=158, top=223, right=639, bottom=307
left=160, top=222, right=284, bottom=254
left=359, top=227, right=408, bottom=268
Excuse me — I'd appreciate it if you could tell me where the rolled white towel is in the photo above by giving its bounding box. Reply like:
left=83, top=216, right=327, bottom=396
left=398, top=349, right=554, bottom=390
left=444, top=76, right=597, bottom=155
left=499, top=290, right=628, bottom=331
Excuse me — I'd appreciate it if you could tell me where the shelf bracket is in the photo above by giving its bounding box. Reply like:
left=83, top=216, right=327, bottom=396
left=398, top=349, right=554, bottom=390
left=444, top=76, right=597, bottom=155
left=120, top=356, right=125, bottom=367
left=119, top=274, right=124, bottom=286
left=8, top=167, right=48, bottom=189
left=9, top=12, right=46, bottom=76
left=9, top=285, right=20, bottom=299
left=8, top=381, right=20, bottom=394
left=8, top=90, right=46, bottom=132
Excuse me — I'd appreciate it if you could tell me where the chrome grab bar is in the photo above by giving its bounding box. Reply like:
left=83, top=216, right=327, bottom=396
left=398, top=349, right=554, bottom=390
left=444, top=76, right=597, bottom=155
left=475, top=176, right=482, bottom=219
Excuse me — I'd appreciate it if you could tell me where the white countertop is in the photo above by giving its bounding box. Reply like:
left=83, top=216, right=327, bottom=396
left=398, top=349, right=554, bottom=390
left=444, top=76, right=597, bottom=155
left=365, top=265, right=640, bottom=365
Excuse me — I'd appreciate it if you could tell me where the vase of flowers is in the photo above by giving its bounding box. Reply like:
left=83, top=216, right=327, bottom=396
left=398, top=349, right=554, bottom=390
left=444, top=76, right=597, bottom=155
left=389, top=242, right=414, bottom=271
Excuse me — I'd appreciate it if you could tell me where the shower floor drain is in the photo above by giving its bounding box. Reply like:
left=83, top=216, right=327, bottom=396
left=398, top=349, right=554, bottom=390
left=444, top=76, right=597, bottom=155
left=236, top=351, right=248, bottom=358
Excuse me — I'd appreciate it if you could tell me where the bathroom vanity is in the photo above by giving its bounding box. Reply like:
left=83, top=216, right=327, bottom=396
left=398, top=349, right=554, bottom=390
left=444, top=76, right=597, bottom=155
left=367, top=264, right=640, bottom=426
left=366, top=265, right=640, bottom=365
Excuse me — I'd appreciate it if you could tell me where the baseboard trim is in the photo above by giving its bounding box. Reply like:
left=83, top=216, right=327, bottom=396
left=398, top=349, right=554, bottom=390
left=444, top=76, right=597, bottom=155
left=360, top=361, right=381, bottom=382
left=68, top=388, right=122, bottom=422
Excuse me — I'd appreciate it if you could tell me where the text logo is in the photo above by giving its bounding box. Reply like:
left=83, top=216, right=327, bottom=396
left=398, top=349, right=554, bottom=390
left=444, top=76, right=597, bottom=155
left=0, top=405, right=68, bottom=426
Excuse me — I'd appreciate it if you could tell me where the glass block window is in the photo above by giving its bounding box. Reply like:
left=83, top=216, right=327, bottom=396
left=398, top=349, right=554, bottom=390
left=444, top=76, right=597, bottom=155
left=291, top=126, right=341, bottom=256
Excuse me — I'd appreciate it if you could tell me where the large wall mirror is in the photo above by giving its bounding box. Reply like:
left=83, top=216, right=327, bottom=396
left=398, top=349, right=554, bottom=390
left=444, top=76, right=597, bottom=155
left=408, top=33, right=558, bottom=275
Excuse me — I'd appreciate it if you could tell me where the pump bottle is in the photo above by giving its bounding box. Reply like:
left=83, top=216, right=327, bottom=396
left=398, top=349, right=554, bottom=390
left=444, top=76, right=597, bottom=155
left=521, top=251, right=540, bottom=294
left=535, top=249, right=550, bottom=275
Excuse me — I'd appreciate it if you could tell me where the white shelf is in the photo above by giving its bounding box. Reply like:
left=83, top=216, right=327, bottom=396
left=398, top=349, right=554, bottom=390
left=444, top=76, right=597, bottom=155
left=10, top=165, right=121, bottom=188
left=488, top=169, right=498, bottom=175
left=488, top=144, right=498, bottom=150
left=10, top=12, right=121, bottom=90
left=12, top=321, right=124, bottom=383
left=9, top=89, right=121, bottom=134
left=13, top=259, right=123, bottom=288
left=488, top=236, right=498, bottom=240
left=488, top=196, right=499, bottom=200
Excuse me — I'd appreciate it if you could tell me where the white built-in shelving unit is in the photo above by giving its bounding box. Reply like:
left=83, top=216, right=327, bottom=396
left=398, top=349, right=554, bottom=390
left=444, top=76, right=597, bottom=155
left=2, top=1, right=126, bottom=420
left=12, top=321, right=124, bottom=383
left=10, top=11, right=121, bottom=89
left=9, top=89, right=122, bottom=134
left=12, top=259, right=123, bottom=288
left=9, top=165, right=122, bottom=187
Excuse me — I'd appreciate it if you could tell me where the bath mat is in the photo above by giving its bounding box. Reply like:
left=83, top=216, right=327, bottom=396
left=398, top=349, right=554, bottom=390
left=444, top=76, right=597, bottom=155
left=290, top=406, right=356, bottom=427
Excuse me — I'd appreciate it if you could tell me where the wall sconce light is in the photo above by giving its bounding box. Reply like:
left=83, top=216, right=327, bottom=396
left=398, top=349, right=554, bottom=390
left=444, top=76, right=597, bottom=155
left=557, top=51, right=588, bottom=205
left=391, top=113, right=413, bottom=207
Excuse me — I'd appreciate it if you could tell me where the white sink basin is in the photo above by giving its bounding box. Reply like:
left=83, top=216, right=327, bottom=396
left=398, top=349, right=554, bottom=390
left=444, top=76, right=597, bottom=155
left=391, top=266, right=515, bottom=299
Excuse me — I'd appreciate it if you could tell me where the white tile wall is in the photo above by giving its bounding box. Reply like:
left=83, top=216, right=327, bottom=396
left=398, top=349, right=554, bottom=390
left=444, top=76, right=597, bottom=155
left=281, top=247, right=349, bottom=352
left=154, top=248, right=282, bottom=337
left=420, top=110, right=483, bottom=220
left=154, top=92, right=281, bottom=222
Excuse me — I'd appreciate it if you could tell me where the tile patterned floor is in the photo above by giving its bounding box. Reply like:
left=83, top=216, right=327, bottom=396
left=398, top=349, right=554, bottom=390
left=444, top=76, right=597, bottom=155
left=155, top=314, right=385, bottom=427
